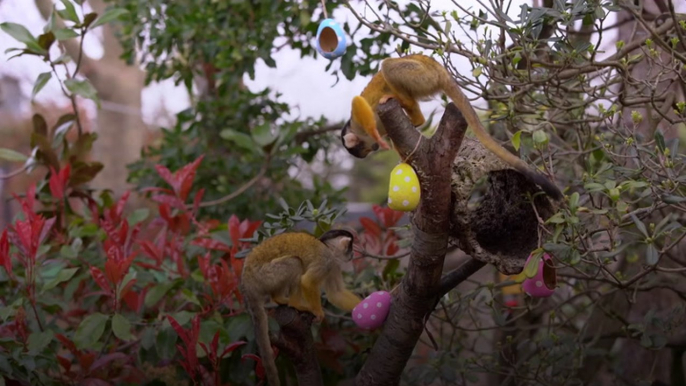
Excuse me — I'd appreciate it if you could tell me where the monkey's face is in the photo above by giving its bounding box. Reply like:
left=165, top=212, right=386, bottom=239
left=319, top=229, right=355, bottom=261
left=340, top=120, right=379, bottom=159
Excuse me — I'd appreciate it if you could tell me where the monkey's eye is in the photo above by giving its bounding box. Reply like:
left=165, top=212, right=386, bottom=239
left=371, top=143, right=379, bottom=151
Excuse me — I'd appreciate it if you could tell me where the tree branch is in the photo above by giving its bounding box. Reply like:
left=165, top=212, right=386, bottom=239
left=271, top=306, right=323, bottom=386
left=355, top=101, right=469, bottom=386
left=438, top=258, right=487, bottom=297
left=195, top=155, right=271, bottom=208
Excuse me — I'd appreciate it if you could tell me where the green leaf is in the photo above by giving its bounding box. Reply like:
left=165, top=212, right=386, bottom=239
left=511, top=130, right=522, bottom=151
left=73, top=313, right=109, bottom=350
left=111, top=313, right=134, bottom=341
left=472, top=67, right=482, bottom=77
left=64, top=79, right=100, bottom=107
left=32, top=72, right=52, bottom=99
left=645, top=244, right=659, bottom=265
left=53, top=28, right=79, bottom=40
left=523, top=253, right=541, bottom=278
left=0, top=148, right=28, bottom=163
left=532, top=130, right=549, bottom=147
left=82, top=13, right=98, bottom=28
left=662, top=195, right=686, bottom=204
left=28, top=330, right=54, bottom=354
left=252, top=124, right=277, bottom=147
left=568, top=192, right=580, bottom=212
left=90, top=8, right=129, bottom=29
left=630, top=213, right=649, bottom=238
left=127, top=208, right=149, bottom=225
left=42, top=267, right=79, bottom=292
left=0, top=22, right=38, bottom=46
left=144, top=281, right=176, bottom=308
left=58, top=0, right=80, bottom=23
left=37, top=32, right=55, bottom=51
left=654, top=130, right=666, bottom=153
left=220, top=130, right=255, bottom=153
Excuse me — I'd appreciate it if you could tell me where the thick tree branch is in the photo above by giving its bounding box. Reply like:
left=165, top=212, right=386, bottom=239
left=438, top=258, right=487, bottom=297
left=271, top=306, right=323, bottom=386
left=355, top=101, right=468, bottom=386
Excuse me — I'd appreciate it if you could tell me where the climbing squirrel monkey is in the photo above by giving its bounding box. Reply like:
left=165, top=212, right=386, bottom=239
left=340, top=54, right=563, bottom=200
left=240, top=230, right=362, bottom=386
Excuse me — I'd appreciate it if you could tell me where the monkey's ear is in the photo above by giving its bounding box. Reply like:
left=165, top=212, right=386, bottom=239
left=337, top=236, right=352, bottom=252
left=342, top=132, right=360, bottom=149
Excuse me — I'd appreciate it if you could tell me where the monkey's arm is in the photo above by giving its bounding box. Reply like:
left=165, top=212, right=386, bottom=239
left=352, top=96, right=390, bottom=150
left=299, top=268, right=326, bottom=321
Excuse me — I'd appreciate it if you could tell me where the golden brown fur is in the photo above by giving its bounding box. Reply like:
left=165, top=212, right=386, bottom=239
left=240, top=230, right=362, bottom=386
left=340, top=54, right=563, bottom=200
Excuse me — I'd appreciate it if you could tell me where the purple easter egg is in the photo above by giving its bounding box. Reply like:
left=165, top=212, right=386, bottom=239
left=522, top=253, right=557, bottom=298
left=352, top=291, right=391, bottom=330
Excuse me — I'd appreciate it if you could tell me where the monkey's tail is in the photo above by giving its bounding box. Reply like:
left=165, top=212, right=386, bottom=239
left=443, top=78, right=563, bottom=201
left=242, top=284, right=281, bottom=386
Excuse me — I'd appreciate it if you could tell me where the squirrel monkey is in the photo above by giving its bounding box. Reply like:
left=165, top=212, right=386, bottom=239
left=340, top=54, right=563, bottom=200
left=240, top=230, right=362, bottom=386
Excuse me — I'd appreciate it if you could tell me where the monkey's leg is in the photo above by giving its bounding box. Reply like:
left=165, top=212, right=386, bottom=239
left=379, top=93, right=425, bottom=127
left=259, top=255, right=303, bottom=305
left=300, top=270, right=325, bottom=322
left=286, top=284, right=312, bottom=312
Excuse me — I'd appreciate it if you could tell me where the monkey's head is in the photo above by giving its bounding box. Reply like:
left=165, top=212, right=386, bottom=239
left=319, top=229, right=355, bottom=261
left=341, top=119, right=379, bottom=159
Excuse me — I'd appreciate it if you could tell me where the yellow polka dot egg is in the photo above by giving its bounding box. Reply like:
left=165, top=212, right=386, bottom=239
left=388, top=163, right=421, bottom=211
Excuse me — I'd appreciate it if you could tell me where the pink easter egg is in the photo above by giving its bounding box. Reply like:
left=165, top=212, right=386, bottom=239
left=352, top=291, right=391, bottom=330
left=522, top=253, right=557, bottom=298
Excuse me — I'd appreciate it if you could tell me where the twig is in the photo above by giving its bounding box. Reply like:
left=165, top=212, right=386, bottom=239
left=195, top=155, right=271, bottom=208
left=0, top=164, right=29, bottom=180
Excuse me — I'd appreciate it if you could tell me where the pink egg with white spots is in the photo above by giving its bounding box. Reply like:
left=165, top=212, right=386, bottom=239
left=352, top=291, right=391, bottom=330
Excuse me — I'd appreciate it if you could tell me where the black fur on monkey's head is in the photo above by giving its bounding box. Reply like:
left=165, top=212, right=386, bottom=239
left=340, top=120, right=379, bottom=159
left=318, top=229, right=355, bottom=260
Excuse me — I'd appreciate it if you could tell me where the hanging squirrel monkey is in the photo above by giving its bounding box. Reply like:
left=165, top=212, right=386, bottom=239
left=240, top=230, right=362, bottom=386
left=340, top=54, right=563, bottom=200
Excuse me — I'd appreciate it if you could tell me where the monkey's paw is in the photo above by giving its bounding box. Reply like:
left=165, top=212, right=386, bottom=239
left=312, top=310, right=325, bottom=323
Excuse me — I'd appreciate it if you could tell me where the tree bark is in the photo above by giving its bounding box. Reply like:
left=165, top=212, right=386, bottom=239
left=354, top=101, right=469, bottom=386
left=271, top=306, right=323, bottom=386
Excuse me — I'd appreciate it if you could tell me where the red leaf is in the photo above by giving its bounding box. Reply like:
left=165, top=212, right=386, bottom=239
left=359, top=217, right=381, bottom=237
left=176, top=155, right=204, bottom=201
left=241, top=354, right=265, bottom=380
left=228, top=215, right=241, bottom=246
left=89, top=266, right=112, bottom=294
left=151, top=194, right=186, bottom=211
left=78, top=351, right=96, bottom=372
left=89, top=352, right=128, bottom=373
left=56, top=354, right=72, bottom=373
left=55, top=334, right=78, bottom=354
left=154, top=164, right=177, bottom=193
left=211, top=331, right=220, bottom=357
left=48, top=164, right=71, bottom=200
left=220, top=341, right=246, bottom=359
left=0, top=229, right=12, bottom=277
left=191, top=237, right=232, bottom=252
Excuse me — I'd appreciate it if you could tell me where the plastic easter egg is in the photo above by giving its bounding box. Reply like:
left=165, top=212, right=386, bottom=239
left=352, top=291, right=391, bottom=330
left=388, top=163, right=420, bottom=211
left=315, top=18, right=347, bottom=59
left=522, top=253, right=556, bottom=298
